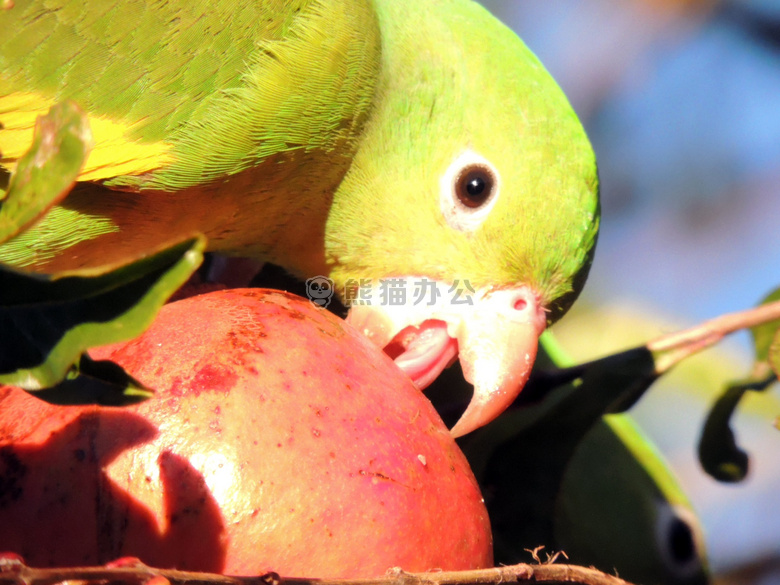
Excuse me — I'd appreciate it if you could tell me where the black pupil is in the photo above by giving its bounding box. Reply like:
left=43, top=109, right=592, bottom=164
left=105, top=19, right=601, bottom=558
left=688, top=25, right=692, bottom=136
left=457, top=167, right=493, bottom=208
left=668, top=517, right=696, bottom=565
left=466, top=176, right=486, bottom=196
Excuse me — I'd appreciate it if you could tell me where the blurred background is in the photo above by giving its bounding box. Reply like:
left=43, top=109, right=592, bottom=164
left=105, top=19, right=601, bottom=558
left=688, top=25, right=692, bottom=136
left=475, top=1, right=780, bottom=583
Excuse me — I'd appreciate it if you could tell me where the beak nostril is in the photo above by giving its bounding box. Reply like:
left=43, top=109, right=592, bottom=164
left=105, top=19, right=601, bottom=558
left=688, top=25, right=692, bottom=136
left=513, top=298, right=528, bottom=312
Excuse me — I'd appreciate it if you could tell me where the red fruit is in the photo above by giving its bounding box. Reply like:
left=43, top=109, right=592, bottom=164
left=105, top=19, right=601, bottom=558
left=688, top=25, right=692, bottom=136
left=0, top=289, right=492, bottom=577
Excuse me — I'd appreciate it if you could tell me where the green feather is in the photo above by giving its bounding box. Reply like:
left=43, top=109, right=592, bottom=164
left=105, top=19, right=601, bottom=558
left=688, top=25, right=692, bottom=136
left=1, top=0, right=380, bottom=273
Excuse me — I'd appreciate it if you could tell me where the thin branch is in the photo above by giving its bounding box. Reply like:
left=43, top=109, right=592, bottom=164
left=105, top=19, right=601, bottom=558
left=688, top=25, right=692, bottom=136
left=511, top=299, right=780, bottom=409
left=0, top=560, right=634, bottom=585
left=647, top=299, right=780, bottom=374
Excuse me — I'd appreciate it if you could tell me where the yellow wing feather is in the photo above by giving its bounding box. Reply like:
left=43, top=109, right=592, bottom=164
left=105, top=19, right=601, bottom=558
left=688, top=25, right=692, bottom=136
left=0, top=90, right=172, bottom=183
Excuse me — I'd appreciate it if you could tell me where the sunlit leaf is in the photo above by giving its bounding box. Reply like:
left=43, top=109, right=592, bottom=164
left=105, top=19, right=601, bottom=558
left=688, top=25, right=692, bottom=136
left=750, top=286, right=780, bottom=364
left=0, top=101, right=91, bottom=244
left=769, top=328, right=780, bottom=378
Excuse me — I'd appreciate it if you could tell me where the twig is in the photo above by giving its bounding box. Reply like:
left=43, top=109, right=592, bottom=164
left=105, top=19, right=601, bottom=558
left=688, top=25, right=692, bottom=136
left=0, top=559, right=634, bottom=585
left=647, top=298, right=780, bottom=374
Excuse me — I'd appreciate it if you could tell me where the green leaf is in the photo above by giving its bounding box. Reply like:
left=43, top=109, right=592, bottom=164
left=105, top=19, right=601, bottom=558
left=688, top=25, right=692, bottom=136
left=770, top=327, right=780, bottom=379
left=750, top=286, right=780, bottom=364
left=0, top=101, right=203, bottom=405
left=0, top=101, right=91, bottom=244
left=0, top=235, right=204, bottom=393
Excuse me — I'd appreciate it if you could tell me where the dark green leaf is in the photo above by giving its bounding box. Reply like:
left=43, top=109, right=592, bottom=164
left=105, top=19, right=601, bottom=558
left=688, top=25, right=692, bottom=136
left=698, top=374, right=776, bottom=482
left=0, top=235, right=204, bottom=391
left=0, top=101, right=91, bottom=244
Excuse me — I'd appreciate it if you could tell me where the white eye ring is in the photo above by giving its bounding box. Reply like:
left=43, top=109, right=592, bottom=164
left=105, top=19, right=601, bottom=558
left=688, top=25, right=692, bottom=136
left=439, top=149, right=501, bottom=232
left=655, top=502, right=705, bottom=579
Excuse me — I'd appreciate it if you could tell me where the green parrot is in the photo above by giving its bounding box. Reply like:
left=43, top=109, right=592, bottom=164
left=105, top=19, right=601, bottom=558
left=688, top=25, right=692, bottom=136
left=0, top=0, right=599, bottom=436
left=555, top=416, right=708, bottom=585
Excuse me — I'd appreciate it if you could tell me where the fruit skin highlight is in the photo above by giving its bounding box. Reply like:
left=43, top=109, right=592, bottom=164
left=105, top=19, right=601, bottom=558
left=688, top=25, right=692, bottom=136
left=0, top=288, right=492, bottom=578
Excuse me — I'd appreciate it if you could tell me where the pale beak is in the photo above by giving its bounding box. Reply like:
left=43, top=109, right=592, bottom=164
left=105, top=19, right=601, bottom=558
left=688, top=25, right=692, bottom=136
left=346, top=279, right=546, bottom=437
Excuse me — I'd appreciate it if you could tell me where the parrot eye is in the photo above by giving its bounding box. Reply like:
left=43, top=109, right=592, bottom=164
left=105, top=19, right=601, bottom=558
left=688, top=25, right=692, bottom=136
left=440, top=150, right=501, bottom=232
left=456, top=166, right=495, bottom=208
left=655, top=502, right=705, bottom=579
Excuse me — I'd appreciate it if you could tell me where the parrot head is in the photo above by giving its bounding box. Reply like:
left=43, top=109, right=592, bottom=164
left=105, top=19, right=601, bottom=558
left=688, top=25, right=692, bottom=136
left=324, top=1, right=600, bottom=437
